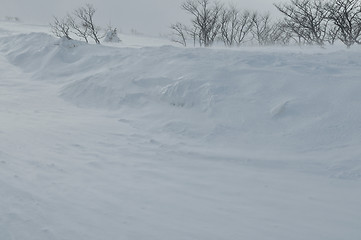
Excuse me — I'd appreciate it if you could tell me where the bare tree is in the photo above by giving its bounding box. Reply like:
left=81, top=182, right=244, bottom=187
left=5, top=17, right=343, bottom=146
left=325, top=0, right=361, bottom=47
left=269, top=21, right=295, bottom=45
left=50, top=16, right=72, bottom=40
left=220, top=6, right=238, bottom=46
left=171, top=0, right=294, bottom=47
left=182, top=0, right=223, bottom=47
left=188, top=25, right=200, bottom=46
left=234, top=10, right=254, bottom=45
left=220, top=6, right=253, bottom=46
left=74, top=4, right=101, bottom=44
left=171, top=23, right=188, bottom=46
left=50, top=4, right=104, bottom=44
left=67, top=14, right=89, bottom=43
left=251, top=12, right=276, bottom=45
left=327, top=25, right=340, bottom=44
left=274, top=0, right=330, bottom=46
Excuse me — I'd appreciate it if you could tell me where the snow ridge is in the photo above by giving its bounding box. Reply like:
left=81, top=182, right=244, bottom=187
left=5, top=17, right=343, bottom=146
left=1, top=27, right=361, bottom=240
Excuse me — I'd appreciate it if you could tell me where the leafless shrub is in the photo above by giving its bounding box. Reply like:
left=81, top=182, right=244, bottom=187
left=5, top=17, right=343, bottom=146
left=5, top=16, right=20, bottom=22
left=104, top=25, right=121, bottom=43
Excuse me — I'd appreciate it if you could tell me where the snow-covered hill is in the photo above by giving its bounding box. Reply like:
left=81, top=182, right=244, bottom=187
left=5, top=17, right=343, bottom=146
left=1, top=22, right=361, bottom=240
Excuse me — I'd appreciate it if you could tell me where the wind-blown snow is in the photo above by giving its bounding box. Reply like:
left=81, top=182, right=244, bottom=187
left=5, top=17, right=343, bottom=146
left=1, top=22, right=361, bottom=240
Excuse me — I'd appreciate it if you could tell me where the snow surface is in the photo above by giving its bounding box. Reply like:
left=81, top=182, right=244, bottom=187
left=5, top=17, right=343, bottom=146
left=1, top=22, right=361, bottom=240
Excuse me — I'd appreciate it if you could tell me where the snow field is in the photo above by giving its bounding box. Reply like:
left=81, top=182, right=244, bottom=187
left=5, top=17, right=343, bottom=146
left=1, top=22, right=361, bottom=240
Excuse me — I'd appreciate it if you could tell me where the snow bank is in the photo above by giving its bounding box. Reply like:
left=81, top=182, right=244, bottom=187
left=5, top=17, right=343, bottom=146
left=2, top=33, right=361, bottom=152
left=2, top=32, right=361, bottom=178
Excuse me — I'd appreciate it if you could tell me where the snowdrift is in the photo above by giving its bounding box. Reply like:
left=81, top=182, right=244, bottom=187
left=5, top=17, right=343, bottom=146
left=1, top=25, right=361, bottom=240
left=1, top=32, right=361, bottom=163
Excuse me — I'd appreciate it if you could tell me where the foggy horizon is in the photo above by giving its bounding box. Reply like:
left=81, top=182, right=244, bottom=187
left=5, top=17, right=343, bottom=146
left=1, top=0, right=278, bottom=35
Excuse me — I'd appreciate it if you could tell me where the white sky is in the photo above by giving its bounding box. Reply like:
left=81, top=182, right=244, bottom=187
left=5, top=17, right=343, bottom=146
left=1, top=0, right=278, bottom=35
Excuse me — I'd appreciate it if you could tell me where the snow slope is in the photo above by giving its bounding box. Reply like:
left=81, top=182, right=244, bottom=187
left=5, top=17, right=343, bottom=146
left=1, top=22, right=361, bottom=240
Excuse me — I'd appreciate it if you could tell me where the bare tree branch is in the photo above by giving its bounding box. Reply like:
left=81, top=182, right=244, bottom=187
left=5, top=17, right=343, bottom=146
left=251, top=12, right=276, bottom=45
left=274, top=0, right=330, bottom=46
left=74, top=4, right=101, bottom=44
left=220, top=6, right=253, bottom=46
left=67, top=14, right=89, bottom=43
left=182, top=0, right=223, bottom=47
left=171, top=23, right=188, bottom=46
left=325, top=0, right=361, bottom=47
left=50, top=16, right=72, bottom=40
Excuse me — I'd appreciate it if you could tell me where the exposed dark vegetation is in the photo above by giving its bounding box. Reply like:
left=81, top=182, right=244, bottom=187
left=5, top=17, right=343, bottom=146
left=50, top=1, right=361, bottom=47
left=171, top=0, right=361, bottom=47
left=50, top=4, right=118, bottom=44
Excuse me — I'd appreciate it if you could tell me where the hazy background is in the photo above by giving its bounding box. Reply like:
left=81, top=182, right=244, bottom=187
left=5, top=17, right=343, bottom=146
left=1, top=0, right=278, bottom=36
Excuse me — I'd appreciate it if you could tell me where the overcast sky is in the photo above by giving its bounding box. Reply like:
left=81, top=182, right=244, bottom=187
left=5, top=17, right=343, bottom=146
left=1, top=0, right=278, bottom=35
